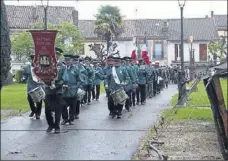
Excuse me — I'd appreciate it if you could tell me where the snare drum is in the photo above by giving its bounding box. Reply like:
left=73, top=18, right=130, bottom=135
left=110, top=88, right=128, bottom=105
left=28, top=86, right=45, bottom=103
left=77, top=88, right=86, bottom=101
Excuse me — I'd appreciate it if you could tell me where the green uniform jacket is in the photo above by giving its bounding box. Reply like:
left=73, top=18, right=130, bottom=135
left=84, top=65, right=95, bottom=85
left=124, top=65, right=136, bottom=91
left=137, top=65, right=149, bottom=85
left=105, top=66, right=130, bottom=93
left=62, top=65, right=84, bottom=98
left=23, top=64, right=44, bottom=93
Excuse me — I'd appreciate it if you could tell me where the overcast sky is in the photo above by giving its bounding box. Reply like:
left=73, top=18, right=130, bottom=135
left=4, top=0, right=227, bottom=20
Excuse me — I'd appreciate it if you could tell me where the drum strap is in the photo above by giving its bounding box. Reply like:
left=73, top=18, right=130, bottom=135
left=112, top=66, right=121, bottom=84
left=31, top=66, right=39, bottom=82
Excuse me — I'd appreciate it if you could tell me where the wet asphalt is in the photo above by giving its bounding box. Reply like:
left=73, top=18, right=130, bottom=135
left=1, top=85, right=177, bottom=160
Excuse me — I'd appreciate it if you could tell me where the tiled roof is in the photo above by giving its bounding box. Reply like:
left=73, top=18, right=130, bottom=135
left=6, top=5, right=221, bottom=41
left=6, top=5, right=77, bottom=28
left=78, top=19, right=167, bottom=40
left=78, top=18, right=219, bottom=41
left=213, top=15, right=227, bottom=30
left=167, top=18, right=219, bottom=41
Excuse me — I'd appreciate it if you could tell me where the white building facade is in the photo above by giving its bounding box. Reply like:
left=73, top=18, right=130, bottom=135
left=167, top=41, right=210, bottom=65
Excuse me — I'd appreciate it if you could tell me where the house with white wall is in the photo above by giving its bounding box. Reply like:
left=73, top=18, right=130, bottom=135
left=78, top=19, right=169, bottom=65
left=166, top=17, right=219, bottom=66
left=212, top=12, right=227, bottom=38
left=6, top=5, right=226, bottom=66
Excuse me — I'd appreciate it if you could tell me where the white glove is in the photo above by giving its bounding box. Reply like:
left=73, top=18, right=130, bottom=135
left=50, top=83, right=56, bottom=89
left=105, top=85, right=108, bottom=88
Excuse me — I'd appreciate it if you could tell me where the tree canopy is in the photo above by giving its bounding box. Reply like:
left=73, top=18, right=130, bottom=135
left=94, top=5, right=124, bottom=40
left=208, top=36, right=227, bottom=63
left=10, top=21, right=85, bottom=61
left=1, top=1, right=11, bottom=89
left=11, top=31, right=33, bottom=61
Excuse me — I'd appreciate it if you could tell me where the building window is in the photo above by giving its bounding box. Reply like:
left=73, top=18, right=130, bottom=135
left=174, top=44, right=181, bottom=61
left=199, top=44, right=207, bottom=61
left=153, top=42, right=163, bottom=60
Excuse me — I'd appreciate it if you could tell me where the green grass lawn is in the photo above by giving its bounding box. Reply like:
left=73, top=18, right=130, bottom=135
left=165, top=79, right=227, bottom=121
left=171, top=79, right=227, bottom=107
left=1, top=82, right=105, bottom=118
left=1, top=83, right=29, bottom=113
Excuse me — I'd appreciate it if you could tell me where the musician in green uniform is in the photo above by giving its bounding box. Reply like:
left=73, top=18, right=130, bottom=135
left=136, top=58, right=148, bottom=105
left=130, top=58, right=139, bottom=106
left=78, top=57, right=87, bottom=106
left=72, top=55, right=84, bottom=119
left=23, top=54, right=43, bottom=119
left=62, top=54, right=84, bottom=125
left=91, top=60, right=104, bottom=101
left=61, top=55, right=82, bottom=125
left=146, top=62, right=155, bottom=98
left=105, top=56, right=130, bottom=119
left=45, top=47, right=66, bottom=134
left=104, top=56, right=115, bottom=115
left=123, top=57, right=137, bottom=111
left=83, top=57, right=95, bottom=105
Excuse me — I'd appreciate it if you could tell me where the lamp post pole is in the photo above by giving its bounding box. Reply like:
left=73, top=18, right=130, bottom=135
left=189, top=36, right=193, bottom=80
left=177, top=0, right=187, bottom=105
left=41, top=0, right=49, bottom=30
left=44, top=7, right=47, bottom=30
left=180, top=6, right=184, bottom=72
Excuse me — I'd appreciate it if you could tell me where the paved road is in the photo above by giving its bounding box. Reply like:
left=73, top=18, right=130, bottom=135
left=1, top=85, right=177, bottom=160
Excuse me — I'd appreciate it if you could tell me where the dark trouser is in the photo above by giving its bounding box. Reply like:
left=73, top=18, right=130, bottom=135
left=131, top=90, right=136, bottom=106
left=62, top=97, right=77, bottom=122
left=108, top=95, right=123, bottom=116
left=153, top=81, right=157, bottom=95
left=62, top=100, right=79, bottom=122
left=125, top=90, right=132, bottom=110
left=136, top=87, right=140, bottom=103
left=92, top=84, right=100, bottom=100
left=45, top=94, right=62, bottom=129
left=165, top=81, right=168, bottom=88
left=83, top=84, right=92, bottom=103
left=136, top=84, right=146, bottom=103
left=148, top=83, right=153, bottom=98
left=27, top=94, right=42, bottom=115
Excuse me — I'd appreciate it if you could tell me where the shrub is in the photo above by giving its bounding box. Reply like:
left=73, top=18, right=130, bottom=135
left=3, top=72, right=13, bottom=86
left=15, top=70, right=23, bottom=83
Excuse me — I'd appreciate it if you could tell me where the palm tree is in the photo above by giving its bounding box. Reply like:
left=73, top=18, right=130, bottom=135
left=94, top=5, right=124, bottom=55
left=1, top=1, right=11, bottom=89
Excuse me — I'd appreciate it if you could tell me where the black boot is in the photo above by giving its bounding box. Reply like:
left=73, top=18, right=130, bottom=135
left=29, top=112, right=34, bottom=117
left=61, top=120, right=68, bottom=125
left=46, top=126, right=54, bottom=133
left=55, top=128, right=60, bottom=134
left=35, top=114, right=40, bottom=119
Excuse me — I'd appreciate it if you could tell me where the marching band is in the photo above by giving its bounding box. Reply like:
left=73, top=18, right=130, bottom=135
left=23, top=47, right=180, bottom=134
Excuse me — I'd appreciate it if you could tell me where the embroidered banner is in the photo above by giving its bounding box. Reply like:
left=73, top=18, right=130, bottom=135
left=29, top=30, right=58, bottom=86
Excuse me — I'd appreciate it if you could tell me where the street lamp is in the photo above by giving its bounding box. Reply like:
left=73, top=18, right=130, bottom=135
left=41, top=0, right=49, bottom=30
left=188, top=36, right=194, bottom=80
left=178, top=0, right=186, bottom=71
left=177, top=0, right=187, bottom=105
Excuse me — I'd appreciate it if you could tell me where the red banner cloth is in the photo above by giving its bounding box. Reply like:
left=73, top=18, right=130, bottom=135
left=29, top=30, right=58, bottom=86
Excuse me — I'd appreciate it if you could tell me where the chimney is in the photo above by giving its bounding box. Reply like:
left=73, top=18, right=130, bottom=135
left=72, top=10, right=79, bottom=27
left=211, top=11, right=214, bottom=17
left=162, top=21, right=168, bottom=33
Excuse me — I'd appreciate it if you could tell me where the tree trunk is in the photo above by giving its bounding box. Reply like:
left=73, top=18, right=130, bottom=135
left=1, top=1, right=11, bottom=89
